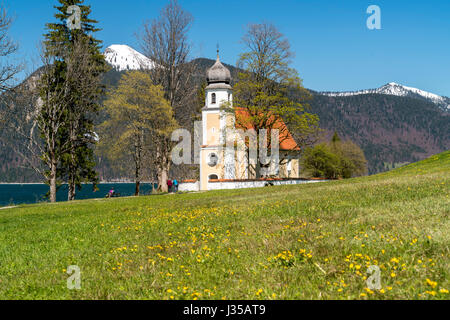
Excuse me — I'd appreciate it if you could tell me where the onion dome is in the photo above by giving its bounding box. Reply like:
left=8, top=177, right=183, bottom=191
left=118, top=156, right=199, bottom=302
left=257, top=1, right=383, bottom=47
left=206, top=53, right=231, bottom=84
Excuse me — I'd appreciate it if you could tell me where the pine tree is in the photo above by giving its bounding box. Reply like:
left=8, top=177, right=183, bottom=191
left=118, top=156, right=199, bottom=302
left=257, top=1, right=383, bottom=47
left=332, top=131, right=341, bottom=143
left=44, top=0, right=108, bottom=201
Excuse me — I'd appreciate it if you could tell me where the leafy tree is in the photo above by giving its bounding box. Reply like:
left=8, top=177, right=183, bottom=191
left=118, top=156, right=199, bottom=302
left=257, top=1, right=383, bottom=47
left=301, top=144, right=341, bottom=179
left=329, top=133, right=368, bottom=177
left=302, top=134, right=368, bottom=179
left=139, top=0, right=195, bottom=192
left=229, top=23, right=320, bottom=177
left=98, top=71, right=177, bottom=196
left=44, top=0, right=108, bottom=201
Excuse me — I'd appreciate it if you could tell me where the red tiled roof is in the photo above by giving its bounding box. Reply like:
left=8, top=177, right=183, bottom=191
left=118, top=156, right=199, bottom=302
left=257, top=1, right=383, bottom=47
left=234, top=108, right=300, bottom=151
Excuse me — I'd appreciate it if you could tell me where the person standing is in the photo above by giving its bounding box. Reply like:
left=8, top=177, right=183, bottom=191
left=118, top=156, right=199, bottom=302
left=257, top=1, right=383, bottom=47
left=167, top=179, right=173, bottom=193
left=173, top=179, right=179, bottom=193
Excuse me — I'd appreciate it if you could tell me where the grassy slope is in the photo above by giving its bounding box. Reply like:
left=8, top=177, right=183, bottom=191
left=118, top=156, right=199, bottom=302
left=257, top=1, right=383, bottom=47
left=0, top=151, right=448, bottom=300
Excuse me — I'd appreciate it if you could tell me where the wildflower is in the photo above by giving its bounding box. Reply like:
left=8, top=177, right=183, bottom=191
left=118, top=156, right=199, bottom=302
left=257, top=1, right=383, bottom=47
left=426, top=279, right=437, bottom=288
left=364, top=288, right=374, bottom=295
left=439, top=288, right=449, bottom=294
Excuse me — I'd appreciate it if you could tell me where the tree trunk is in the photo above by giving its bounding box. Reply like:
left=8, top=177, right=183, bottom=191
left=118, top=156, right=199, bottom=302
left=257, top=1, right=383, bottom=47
left=255, top=161, right=262, bottom=179
left=49, top=159, right=57, bottom=203
left=156, top=139, right=171, bottom=193
left=68, top=176, right=76, bottom=201
left=157, top=166, right=169, bottom=193
left=135, top=156, right=141, bottom=196
left=134, top=132, right=143, bottom=196
left=135, top=181, right=141, bottom=196
left=68, top=127, right=77, bottom=201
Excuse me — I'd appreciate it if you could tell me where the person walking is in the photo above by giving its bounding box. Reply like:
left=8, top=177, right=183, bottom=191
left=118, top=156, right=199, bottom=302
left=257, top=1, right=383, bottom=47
left=173, top=179, right=179, bottom=193
left=167, top=179, right=173, bottom=193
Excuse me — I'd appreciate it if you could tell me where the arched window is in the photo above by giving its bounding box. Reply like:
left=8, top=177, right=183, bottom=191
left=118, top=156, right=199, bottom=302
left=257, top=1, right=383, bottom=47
left=209, top=174, right=219, bottom=180
left=211, top=93, right=216, bottom=104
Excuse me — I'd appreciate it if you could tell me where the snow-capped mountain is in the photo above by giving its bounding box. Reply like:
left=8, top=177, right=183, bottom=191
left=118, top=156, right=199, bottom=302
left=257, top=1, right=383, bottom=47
left=321, top=82, right=450, bottom=112
left=104, top=44, right=153, bottom=71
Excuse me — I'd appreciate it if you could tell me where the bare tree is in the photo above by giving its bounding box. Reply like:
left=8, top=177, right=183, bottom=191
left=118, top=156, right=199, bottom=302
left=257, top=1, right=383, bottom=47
left=0, top=4, right=22, bottom=137
left=229, top=22, right=320, bottom=178
left=2, top=39, right=101, bottom=202
left=139, top=0, right=197, bottom=192
left=1, top=43, right=70, bottom=202
left=0, top=5, right=21, bottom=93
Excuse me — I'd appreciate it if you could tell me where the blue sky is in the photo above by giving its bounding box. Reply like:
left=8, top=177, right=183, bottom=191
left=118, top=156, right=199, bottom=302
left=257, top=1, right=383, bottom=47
left=6, top=0, right=450, bottom=96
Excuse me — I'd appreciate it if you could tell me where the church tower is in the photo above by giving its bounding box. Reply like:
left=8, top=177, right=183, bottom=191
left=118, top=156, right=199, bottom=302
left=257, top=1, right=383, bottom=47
left=200, top=51, right=234, bottom=191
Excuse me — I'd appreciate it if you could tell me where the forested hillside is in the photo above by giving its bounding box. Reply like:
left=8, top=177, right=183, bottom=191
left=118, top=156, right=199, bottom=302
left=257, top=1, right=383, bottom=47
left=309, top=93, right=449, bottom=173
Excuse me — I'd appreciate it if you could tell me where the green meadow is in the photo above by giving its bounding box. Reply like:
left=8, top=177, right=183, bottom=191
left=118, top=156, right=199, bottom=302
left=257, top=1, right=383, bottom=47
left=0, top=151, right=448, bottom=300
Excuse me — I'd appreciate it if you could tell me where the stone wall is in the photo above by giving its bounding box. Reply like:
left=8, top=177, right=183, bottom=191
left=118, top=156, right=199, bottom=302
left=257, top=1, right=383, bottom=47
left=179, top=178, right=328, bottom=192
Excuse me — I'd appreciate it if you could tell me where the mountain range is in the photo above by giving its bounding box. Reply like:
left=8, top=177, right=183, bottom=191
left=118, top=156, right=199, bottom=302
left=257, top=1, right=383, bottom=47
left=0, top=44, right=448, bottom=181
left=321, top=82, right=450, bottom=113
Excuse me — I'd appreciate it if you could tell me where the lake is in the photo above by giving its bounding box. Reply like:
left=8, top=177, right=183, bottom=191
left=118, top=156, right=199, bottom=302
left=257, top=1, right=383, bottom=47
left=0, top=183, right=156, bottom=207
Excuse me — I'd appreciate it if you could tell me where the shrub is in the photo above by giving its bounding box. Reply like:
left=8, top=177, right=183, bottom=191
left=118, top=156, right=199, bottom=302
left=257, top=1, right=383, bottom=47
left=301, top=144, right=342, bottom=179
left=301, top=134, right=368, bottom=179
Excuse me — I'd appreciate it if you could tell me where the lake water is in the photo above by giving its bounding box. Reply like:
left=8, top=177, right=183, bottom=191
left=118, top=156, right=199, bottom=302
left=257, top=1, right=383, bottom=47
left=0, top=183, right=156, bottom=207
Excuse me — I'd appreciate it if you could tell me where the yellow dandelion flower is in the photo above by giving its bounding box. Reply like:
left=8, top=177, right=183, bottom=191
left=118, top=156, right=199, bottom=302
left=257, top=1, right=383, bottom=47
left=426, top=279, right=437, bottom=288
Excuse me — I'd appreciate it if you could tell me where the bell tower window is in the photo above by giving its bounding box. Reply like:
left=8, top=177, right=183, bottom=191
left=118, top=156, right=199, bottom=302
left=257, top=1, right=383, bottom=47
left=211, top=93, right=216, bottom=104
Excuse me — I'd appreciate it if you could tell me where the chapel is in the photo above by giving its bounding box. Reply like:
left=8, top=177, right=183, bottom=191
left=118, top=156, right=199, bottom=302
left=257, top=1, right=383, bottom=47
left=199, top=52, right=301, bottom=191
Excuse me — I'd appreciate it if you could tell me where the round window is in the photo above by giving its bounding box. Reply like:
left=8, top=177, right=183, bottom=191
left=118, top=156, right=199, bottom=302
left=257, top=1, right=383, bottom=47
left=208, top=153, right=219, bottom=167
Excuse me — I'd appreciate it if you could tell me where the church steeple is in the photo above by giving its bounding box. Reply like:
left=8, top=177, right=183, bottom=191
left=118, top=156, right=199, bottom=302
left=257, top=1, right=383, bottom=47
left=200, top=50, right=235, bottom=190
left=206, top=47, right=231, bottom=85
